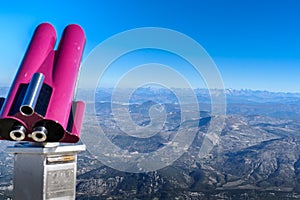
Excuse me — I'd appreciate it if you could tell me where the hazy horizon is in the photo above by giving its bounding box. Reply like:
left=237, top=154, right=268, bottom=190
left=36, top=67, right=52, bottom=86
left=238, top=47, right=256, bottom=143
left=1, top=1, right=299, bottom=93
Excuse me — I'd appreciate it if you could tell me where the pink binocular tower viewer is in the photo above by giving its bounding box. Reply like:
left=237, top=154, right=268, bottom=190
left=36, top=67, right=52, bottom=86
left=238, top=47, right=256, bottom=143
left=0, top=22, right=85, bottom=143
left=1, top=23, right=87, bottom=200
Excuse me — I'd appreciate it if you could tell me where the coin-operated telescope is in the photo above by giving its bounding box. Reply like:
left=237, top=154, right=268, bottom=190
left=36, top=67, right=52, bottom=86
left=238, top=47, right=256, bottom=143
left=0, top=23, right=85, bottom=143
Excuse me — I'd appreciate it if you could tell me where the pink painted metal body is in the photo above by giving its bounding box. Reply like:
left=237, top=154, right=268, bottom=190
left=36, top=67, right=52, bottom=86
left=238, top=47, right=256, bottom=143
left=0, top=23, right=85, bottom=143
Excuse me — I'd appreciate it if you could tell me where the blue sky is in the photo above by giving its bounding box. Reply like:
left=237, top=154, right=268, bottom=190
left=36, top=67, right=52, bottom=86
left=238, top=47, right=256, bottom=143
left=0, top=0, right=299, bottom=92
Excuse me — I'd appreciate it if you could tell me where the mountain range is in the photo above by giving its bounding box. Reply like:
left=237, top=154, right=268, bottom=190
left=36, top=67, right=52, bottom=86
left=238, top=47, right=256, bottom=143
left=1, top=87, right=300, bottom=199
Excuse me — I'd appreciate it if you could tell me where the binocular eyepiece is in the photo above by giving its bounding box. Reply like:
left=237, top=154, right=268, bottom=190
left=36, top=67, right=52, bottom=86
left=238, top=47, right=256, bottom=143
left=9, top=125, right=48, bottom=142
left=9, top=125, right=26, bottom=141
left=31, top=126, right=48, bottom=142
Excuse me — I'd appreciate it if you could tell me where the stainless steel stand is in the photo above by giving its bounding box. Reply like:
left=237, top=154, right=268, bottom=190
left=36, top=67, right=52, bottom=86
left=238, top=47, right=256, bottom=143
left=6, top=143, right=86, bottom=200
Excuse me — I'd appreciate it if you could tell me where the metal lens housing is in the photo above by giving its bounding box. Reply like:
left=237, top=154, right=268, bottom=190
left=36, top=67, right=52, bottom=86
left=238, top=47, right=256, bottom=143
left=32, top=126, right=48, bottom=142
left=10, top=125, right=26, bottom=141
left=20, top=73, right=44, bottom=116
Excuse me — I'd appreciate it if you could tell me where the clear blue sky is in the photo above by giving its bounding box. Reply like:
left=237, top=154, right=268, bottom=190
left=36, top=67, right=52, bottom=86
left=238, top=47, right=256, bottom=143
left=0, top=0, right=299, bottom=92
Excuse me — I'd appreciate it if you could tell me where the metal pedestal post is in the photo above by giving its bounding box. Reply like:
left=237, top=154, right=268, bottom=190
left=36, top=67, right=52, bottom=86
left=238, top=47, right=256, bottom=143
left=6, top=143, right=86, bottom=200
